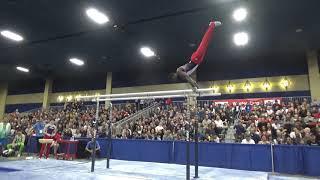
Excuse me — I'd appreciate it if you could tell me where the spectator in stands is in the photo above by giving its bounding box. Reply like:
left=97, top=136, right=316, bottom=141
left=258, top=135, right=270, bottom=144
left=163, top=130, right=174, bottom=141
left=3, top=128, right=25, bottom=157
left=250, top=128, right=260, bottom=144
left=241, top=133, right=255, bottom=144
left=4, top=97, right=320, bottom=152
left=304, top=111, right=315, bottom=123
left=234, top=122, right=246, bottom=142
left=62, top=127, right=73, bottom=140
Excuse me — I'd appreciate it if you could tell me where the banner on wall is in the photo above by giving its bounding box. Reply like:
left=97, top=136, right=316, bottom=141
left=212, top=98, right=282, bottom=106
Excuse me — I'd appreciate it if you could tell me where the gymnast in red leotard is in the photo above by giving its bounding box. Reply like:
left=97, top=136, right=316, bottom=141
left=176, top=20, right=222, bottom=88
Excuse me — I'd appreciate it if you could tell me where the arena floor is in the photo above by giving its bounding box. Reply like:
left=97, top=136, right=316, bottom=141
left=0, top=158, right=318, bottom=180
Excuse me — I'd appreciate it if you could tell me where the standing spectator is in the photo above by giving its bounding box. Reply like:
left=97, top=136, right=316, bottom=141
left=29, top=118, right=45, bottom=153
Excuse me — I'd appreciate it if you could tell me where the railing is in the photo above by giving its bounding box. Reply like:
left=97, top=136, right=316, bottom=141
left=6, top=96, right=313, bottom=115
left=114, top=102, right=160, bottom=134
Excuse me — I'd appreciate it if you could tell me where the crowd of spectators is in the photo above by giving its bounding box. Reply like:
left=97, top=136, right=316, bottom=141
left=117, top=102, right=231, bottom=143
left=116, top=98, right=320, bottom=146
left=1, top=98, right=320, bottom=153
left=1, top=101, right=137, bottom=143
left=234, top=99, right=320, bottom=145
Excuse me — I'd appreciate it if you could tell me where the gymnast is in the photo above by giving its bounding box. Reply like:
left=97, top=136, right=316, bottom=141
left=176, top=20, right=222, bottom=88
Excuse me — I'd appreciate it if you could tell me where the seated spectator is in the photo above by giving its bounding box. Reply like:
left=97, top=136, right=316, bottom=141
left=306, top=134, right=319, bottom=146
left=304, top=111, right=315, bottom=123
left=250, top=128, right=261, bottom=144
left=155, top=122, right=164, bottom=134
left=74, top=129, right=82, bottom=138
left=62, top=128, right=73, bottom=140
left=3, top=128, right=25, bottom=157
left=85, top=138, right=101, bottom=159
left=258, top=135, right=270, bottom=144
left=214, top=115, right=225, bottom=134
left=212, top=135, right=220, bottom=143
left=163, top=130, right=174, bottom=141
left=241, top=133, right=255, bottom=144
left=234, top=122, right=246, bottom=138
left=285, top=137, right=294, bottom=145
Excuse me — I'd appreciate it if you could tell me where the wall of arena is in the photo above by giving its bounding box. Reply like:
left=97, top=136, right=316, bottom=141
left=4, top=74, right=310, bottom=108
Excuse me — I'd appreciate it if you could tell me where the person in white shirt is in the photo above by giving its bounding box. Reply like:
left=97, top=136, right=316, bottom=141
left=155, top=122, right=164, bottom=133
left=266, top=106, right=274, bottom=116
left=202, top=115, right=211, bottom=128
left=241, top=133, right=255, bottom=144
left=214, top=116, right=224, bottom=128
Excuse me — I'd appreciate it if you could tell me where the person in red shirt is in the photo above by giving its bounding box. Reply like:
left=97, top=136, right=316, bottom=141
left=176, top=20, right=222, bottom=88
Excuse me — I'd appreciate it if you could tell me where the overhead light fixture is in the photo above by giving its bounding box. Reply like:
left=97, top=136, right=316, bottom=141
left=262, top=78, right=271, bottom=91
left=233, top=32, right=249, bottom=46
left=66, top=95, right=73, bottom=102
left=140, top=47, right=155, bottom=57
left=75, top=94, right=82, bottom=101
left=244, top=80, right=252, bottom=92
left=1, top=30, right=24, bottom=41
left=226, top=81, right=234, bottom=93
left=233, top=8, right=247, bottom=22
left=16, top=66, right=29, bottom=73
left=57, top=96, right=64, bottom=102
left=86, top=8, right=109, bottom=24
left=280, top=77, right=290, bottom=90
left=69, top=58, right=84, bottom=66
left=211, top=82, right=219, bottom=93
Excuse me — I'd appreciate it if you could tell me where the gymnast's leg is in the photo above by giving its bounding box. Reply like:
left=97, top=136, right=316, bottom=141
left=176, top=20, right=221, bottom=88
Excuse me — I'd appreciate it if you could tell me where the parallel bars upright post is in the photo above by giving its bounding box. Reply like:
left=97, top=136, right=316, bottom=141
left=106, top=103, right=112, bottom=169
left=91, top=98, right=100, bottom=172
left=77, top=88, right=219, bottom=176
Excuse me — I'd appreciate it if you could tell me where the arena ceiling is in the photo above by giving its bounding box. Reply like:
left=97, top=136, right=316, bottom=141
left=0, top=0, right=320, bottom=81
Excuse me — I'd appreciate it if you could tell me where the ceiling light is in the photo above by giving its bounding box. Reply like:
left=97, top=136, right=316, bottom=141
left=233, top=32, right=249, bottom=46
left=233, top=8, right=247, bottom=22
left=16, top=66, right=29, bottom=73
left=86, top=8, right=109, bottom=24
left=140, top=47, right=155, bottom=57
left=69, top=58, right=85, bottom=66
left=1, top=30, right=23, bottom=41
